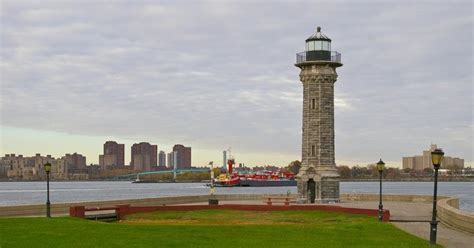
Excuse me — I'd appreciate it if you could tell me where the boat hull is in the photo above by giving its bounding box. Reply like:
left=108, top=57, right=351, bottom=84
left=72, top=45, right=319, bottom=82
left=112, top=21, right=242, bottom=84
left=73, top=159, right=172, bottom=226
left=213, top=178, right=240, bottom=187
left=238, top=179, right=297, bottom=187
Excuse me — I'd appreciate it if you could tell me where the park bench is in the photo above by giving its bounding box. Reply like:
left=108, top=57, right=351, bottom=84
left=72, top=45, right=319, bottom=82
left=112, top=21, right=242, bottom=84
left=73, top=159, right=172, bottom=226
left=70, top=206, right=119, bottom=221
left=84, top=206, right=119, bottom=221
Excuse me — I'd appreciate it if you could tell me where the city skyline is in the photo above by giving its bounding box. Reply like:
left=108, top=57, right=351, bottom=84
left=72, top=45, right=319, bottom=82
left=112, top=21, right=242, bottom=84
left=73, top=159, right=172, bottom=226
left=1, top=137, right=469, bottom=168
left=1, top=1, right=472, bottom=168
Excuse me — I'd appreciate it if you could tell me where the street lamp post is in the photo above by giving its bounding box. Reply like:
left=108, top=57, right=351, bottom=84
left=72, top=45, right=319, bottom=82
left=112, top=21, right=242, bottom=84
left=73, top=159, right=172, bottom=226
left=209, top=161, right=215, bottom=195
left=377, top=159, right=385, bottom=222
left=430, top=148, right=444, bottom=245
left=208, top=161, right=218, bottom=205
left=44, top=162, right=51, bottom=218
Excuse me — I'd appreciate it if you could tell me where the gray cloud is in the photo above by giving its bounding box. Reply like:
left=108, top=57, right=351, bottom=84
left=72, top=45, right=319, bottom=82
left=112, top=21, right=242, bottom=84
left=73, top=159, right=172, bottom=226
left=1, top=0, right=472, bottom=165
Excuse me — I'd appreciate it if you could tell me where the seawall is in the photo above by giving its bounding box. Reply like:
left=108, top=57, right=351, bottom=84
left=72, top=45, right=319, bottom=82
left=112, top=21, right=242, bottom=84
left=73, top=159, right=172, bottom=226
left=340, top=193, right=446, bottom=203
left=437, top=197, right=474, bottom=234
left=0, top=193, right=449, bottom=217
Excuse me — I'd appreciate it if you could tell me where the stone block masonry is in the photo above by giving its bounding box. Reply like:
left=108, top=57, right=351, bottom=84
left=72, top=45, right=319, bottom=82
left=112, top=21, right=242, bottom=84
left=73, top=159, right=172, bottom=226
left=296, top=63, right=342, bottom=203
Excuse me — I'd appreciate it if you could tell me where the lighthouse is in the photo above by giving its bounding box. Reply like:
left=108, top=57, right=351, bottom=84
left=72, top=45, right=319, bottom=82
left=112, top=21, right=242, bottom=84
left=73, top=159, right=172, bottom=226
left=295, top=27, right=342, bottom=203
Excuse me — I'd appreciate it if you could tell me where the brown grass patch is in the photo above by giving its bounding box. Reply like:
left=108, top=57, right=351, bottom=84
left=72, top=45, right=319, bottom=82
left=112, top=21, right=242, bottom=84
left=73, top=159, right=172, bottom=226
left=123, top=218, right=310, bottom=226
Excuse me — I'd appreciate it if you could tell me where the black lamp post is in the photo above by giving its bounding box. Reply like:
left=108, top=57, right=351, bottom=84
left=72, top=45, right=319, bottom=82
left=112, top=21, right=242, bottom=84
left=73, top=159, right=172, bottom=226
left=377, top=159, right=385, bottom=222
left=430, top=148, right=444, bottom=245
left=208, top=161, right=218, bottom=205
left=44, top=162, right=51, bottom=218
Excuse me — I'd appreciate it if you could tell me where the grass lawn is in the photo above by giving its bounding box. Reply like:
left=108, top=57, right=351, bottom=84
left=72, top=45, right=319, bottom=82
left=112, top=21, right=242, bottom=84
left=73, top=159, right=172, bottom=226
left=0, top=210, right=440, bottom=248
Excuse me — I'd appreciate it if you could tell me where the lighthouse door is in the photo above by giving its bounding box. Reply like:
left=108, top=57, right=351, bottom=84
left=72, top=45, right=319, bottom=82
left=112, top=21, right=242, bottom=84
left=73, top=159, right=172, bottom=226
left=307, top=179, right=316, bottom=203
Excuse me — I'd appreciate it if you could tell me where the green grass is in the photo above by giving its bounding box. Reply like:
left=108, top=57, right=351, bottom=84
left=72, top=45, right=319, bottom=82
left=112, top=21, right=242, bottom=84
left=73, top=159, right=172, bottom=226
left=0, top=210, right=440, bottom=248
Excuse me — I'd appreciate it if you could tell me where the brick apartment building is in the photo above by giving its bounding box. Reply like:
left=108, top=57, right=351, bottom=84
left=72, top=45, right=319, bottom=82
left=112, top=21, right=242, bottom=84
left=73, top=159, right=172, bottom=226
left=99, top=141, right=125, bottom=169
left=173, top=144, right=192, bottom=169
left=131, top=142, right=157, bottom=171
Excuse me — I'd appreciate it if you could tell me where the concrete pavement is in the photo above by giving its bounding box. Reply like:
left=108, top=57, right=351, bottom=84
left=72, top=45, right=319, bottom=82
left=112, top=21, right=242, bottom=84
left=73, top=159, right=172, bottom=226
left=195, top=199, right=473, bottom=248
left=335, top=201, right=473, bottom=248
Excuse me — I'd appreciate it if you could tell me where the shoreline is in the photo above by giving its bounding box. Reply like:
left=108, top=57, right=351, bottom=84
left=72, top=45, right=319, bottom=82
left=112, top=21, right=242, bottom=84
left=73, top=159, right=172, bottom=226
left=1, top=192, right=473, bottom=212
left=0, top=193, right=451, bottom=213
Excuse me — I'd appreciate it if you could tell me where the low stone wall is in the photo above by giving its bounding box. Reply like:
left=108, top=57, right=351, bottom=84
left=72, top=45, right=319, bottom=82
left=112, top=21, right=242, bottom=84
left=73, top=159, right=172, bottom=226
left=437, top=197, right=474, bottom=234
left=70, top=204, right=390, bottom=222
left=0, top=195, right=203, bottom=217
left=340, top=193, right=447, bottom=203
left=0, top=194, right=291, bottom=217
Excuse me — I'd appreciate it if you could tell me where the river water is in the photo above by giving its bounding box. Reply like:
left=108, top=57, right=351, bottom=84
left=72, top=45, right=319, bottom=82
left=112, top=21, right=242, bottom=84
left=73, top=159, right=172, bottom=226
left=0, top=181, right=472, bottom=212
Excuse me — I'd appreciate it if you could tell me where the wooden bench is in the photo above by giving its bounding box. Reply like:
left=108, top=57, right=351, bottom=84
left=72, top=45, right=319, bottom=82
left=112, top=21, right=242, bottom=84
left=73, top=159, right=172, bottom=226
left=70, top=206, right=119, bottom=221
left=84, top=206, right=119, bottom=221
left=264, top=197, right=293, bottom=206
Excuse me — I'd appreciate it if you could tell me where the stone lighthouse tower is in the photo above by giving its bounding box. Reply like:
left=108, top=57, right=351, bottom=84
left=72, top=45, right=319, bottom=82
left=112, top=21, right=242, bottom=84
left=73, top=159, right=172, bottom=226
left=295, top=27, right=342, bottom=203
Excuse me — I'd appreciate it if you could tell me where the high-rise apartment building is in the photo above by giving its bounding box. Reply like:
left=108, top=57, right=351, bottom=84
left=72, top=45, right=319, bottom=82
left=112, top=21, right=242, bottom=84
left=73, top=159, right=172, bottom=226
left=131, top=142, right=157, bottom=171
left=99, top=141, right=125, bottom=169
left=173, top=144, right=191, bottom=169
left=167, top=151, right=176, bottom=169
left=158, top=151, right=166, bottom=167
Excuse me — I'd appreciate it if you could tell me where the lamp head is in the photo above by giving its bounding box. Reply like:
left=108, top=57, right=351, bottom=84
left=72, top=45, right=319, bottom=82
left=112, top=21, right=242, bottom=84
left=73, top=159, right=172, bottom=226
left=431, top=148, right=444, bottom=169
left=376, top=159, right=385, bottom=173
left=44, top=162, right=51, bottom=174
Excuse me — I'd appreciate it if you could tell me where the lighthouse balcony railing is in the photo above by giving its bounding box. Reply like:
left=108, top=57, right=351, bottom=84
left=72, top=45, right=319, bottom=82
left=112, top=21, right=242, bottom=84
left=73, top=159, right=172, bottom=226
left=296, top=51, right=341, bottom=63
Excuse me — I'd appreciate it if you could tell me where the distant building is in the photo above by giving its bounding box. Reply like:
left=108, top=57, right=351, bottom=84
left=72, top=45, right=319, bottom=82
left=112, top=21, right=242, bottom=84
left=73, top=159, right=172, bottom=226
left=167, top=152, right=172, bottom=168
left=158, top=151, right=166, bottom=167
left=63, top=153, right=87, bottom=174
left=86, top=164, right=101, bottom=178
left=173, top=144, right=191, bottom=169
left=0, top=155, right=13, bottom=178
left=99, top=141, right=125, bottom=169
left=0, top=164, right=8, bottom=178
left=403, top=144, right=464, bottom=171
left=173, top=151, right=178, bottom=171
left=5, top=154, right=30, bottom=179
left=167, top=151, right=176, bottom=169
left=131, top=142, right=157, bottom=171
left=223, top=150, right=227, bottom=170
left=2, top=153, right=66, bottom=180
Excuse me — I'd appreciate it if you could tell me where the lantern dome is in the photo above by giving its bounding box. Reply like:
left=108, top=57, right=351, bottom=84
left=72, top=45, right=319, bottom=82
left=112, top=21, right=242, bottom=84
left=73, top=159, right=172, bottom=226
left=306, top=26, right=331, bottom=42
left=305, top=27, right=332, bottom=61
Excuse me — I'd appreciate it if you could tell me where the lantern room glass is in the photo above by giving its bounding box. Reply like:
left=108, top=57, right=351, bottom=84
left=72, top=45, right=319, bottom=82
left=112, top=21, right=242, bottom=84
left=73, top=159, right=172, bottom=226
left=322, top=41, right=330, bottom=51
left=315, top=41, right=322, bottom=50
left=305, top=40, right=331, bottom=51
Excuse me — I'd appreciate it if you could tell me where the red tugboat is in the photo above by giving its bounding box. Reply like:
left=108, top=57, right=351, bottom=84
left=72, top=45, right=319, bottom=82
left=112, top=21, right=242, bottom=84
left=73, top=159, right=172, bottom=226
left=213, top=159, right=240, bottom=187
left=212, top=158, right=296, bottom=187
left=238, top=170, right=296, bottom=187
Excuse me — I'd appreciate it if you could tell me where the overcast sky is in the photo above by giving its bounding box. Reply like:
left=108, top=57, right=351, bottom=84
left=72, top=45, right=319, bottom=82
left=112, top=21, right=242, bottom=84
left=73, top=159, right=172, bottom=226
left=0, top=0, right=472, bottom=167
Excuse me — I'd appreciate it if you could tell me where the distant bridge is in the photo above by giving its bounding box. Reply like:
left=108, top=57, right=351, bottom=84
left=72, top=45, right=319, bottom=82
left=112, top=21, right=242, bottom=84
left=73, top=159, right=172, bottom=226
left=112, top=168, right=210, bottom=181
